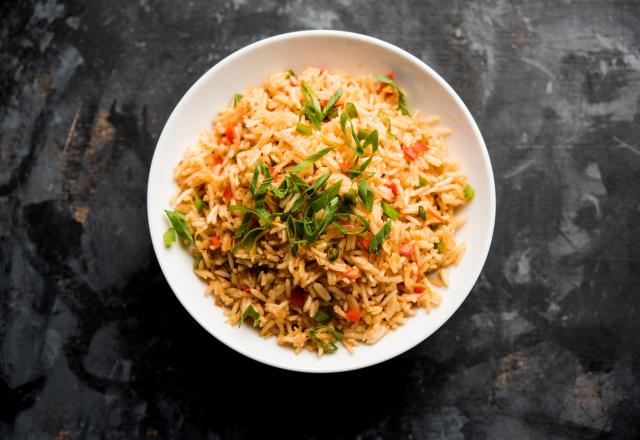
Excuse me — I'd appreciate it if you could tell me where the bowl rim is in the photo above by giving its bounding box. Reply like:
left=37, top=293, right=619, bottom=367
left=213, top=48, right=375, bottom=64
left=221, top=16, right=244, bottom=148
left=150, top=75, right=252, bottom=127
left=147, top=30, right=496, bottom=373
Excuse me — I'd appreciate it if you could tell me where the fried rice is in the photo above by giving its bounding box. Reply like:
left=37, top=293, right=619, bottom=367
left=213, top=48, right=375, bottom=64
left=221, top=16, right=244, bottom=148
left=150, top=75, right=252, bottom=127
left=167, top=67, right=472, bottom=355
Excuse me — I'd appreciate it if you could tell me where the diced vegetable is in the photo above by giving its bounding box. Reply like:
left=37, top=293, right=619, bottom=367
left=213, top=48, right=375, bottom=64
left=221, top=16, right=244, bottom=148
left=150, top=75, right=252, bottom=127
left=402, top=145, right=417, bottom=161
left=226, top=124, right=236, bottom=143
left=223, top=186, right=233, bottom=203
left=418, top=176, right=428, bottom=187
left=164, top=228, right=176, bottom=247
left=289, top=288, right=305, bottom=308
left=233, top=93, right=243, bottom=107
left=213, top=156, right=224, bottom=165
left=385, top=70, right=395, bottom=80
left=464, top=184, right=476, bottom=200
left=327, top=244, right=340, bottom=261
left=315, top=309, right=331, bottom=324
left=402, top=141, right=428, bottom=162
left=358, top=238, right=370, bottom=251
left=414, top=284, right=427, bottom=293
left=345, top=309, right=361, bottom=323
left=435, top=240, right=445, bottom=253
left=412, top=141, right=429, bottom=155
left=428, top=209, right=445, bottom=223
left=385, top=182, right=399, bottom=197
left=209, top=235, right=221, bottom=249
left=399, top=243, right=414, bottom=257
left=381, top=202, right=398, bottom=220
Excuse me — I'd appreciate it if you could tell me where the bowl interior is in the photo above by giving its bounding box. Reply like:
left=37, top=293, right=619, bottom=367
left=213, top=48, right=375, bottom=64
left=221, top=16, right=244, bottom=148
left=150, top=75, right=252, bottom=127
left=147, top=31, right=495, bottom=373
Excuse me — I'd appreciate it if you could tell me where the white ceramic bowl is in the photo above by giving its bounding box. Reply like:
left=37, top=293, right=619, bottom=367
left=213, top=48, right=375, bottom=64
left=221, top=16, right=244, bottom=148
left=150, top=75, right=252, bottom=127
left=147, top=30, right=495, bottom=373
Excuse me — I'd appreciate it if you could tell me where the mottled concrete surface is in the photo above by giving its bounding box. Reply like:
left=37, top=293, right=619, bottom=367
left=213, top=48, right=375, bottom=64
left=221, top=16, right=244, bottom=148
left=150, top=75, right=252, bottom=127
left=1, top=0, right=639, bottom=439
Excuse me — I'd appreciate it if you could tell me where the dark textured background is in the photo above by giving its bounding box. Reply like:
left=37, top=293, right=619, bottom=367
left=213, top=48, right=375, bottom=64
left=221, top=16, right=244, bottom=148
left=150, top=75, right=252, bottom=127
left=1, top=0, right=640, bottom=439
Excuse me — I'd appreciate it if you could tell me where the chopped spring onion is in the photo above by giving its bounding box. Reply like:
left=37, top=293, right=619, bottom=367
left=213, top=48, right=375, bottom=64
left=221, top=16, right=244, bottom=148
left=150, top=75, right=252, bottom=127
left=315, top=309, right=332, bottom=324
left=381, top=202, right=398, bottom=220
left=194, top=194, right=204, bottom=213
left=418, top=205, right=427, bottom=221
left=327, top=244, right=340, bottom=261
left=239, top=305, right=260, bottom=328
left=343, top=190, right=357, bottom=205
left=164, top=228, right=176, bottom=247
left=358, top=179, right=374, bottom=212
left=375, top=73, right=410, bottom=115
left=435, top=240, right=445, bottom=254
left=164, top=210, right=193, bottom=243
left=418, top=176, right=428, bottom=187
left=233, top=93, right=243, bottom=107
left=289, top=146, right=335, bottom=174
left=464, top=184, right=476, bottom=200
left=369, top=220, right=392, bottom=254
left=300, top=81, right=342, bottom=129
left=296, top=122, right=312, bottom=135
left=308, top=325, right=343, bottom=353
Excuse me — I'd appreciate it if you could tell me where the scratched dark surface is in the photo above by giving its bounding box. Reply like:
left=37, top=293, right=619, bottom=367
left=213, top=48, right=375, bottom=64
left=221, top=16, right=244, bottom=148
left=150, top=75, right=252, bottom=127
left=1, top=0, right=640, bottom=439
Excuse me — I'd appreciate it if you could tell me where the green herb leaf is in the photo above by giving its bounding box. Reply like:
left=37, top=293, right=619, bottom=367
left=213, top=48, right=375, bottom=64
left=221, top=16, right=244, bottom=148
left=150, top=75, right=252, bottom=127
left=418, top=176, right=428, bottom=187
left=240, top=305, right=260, bottom=328
left=418, top=205, right=427, bottom=221
left=381, top=202, right=398, bottom=220
left=165, top=210, right=193, bottom=243
left=194, top=194, right=205, bottom=213
left=326, top=244, right=339, bottom=262
left=464, top=184, right=476, bottom=200
left=164, top=227, right=176, bottom=247
left=315, top=309, right=332, bottom=323
left=193, top=254, right=203, bottom=269
left=369, top=220, right=392, bottom=254
left=357, top=179, right=374, bottom=212
left=233, top=93, right=243, bottom=107
left=296, top=122, right=312, bottom=135
left=435, top=240, right=445, bottom=254
left=375, top=73, right=410, bottom=116
left=287, top=69, right=296, bottom=78
left=289, top=146, right=335, bottom=174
